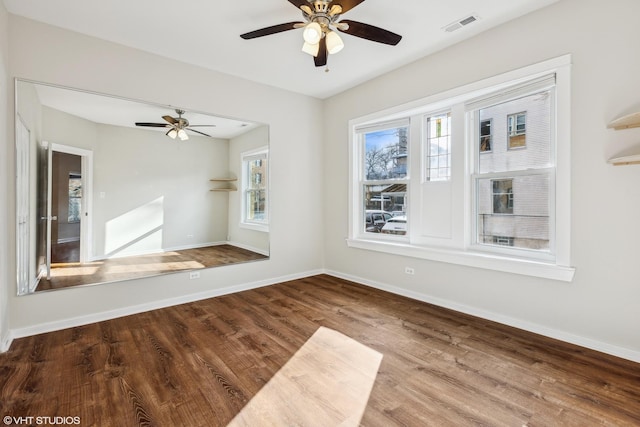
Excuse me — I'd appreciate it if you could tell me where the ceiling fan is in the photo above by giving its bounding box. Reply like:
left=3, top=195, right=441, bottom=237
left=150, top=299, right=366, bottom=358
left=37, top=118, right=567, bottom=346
left=135, top=109, right=215, bottom=140
left=240, top=0, right=402, bottom=68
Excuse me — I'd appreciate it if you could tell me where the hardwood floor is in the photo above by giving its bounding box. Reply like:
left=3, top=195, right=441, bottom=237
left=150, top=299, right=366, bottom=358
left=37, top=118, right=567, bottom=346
left=2, top=275, right=639, bottom=426
left=36, top=244, right=268, bottom=291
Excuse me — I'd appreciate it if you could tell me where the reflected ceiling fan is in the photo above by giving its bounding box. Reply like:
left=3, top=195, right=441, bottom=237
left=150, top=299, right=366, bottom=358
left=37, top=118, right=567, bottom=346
left=240, top=0, right=402, bottom=67
left=135, top=109, right=215, bottom=140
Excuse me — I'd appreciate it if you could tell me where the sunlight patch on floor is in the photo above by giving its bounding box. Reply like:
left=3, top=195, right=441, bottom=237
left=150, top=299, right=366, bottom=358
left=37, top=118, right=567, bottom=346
left=228, top=326, right=383, bottom=427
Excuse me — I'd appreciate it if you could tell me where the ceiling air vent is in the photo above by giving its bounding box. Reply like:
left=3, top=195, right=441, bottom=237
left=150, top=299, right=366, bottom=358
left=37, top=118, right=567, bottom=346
left=443, top=14, right=479, bottom=33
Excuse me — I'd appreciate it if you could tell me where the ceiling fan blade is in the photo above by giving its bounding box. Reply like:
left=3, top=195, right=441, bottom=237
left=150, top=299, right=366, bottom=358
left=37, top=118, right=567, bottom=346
left=338, top=20, right=402, bottom=45
left=314, top=37, right=327, bottom=67
left=163, top=115, right=178, bottom=124
left=135, top=122, right=169, bottom=128
left=240, top=22, right=303, bottom=39
left=187, top=124, right=217, bottom=127
left=287, top=0, right=310, bottom=9
left=187, top=128, right=213, bottom=138
left=333, top=0, right=365, bottom=14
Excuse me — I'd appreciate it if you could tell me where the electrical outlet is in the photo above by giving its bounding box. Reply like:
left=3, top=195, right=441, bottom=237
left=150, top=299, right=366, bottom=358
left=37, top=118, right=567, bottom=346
left=189, top=271, right=201, bottom=280
left=405, top=267, right=415, bottom=275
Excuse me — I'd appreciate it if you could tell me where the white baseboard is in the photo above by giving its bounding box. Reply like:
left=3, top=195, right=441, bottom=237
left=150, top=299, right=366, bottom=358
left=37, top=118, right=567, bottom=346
left=8, top=268, right=639, bottom=364
left=91, top=241, right=227, bottom=261
left=0, top=330, right=12, bottom=353
left=325, top=270, right=640, bottom=364
left=9, top=269, right=324, bottom=344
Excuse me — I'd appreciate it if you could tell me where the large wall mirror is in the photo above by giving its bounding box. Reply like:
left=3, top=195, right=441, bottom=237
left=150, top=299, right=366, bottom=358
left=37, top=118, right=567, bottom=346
left=15, top=79, right=270, bottom=295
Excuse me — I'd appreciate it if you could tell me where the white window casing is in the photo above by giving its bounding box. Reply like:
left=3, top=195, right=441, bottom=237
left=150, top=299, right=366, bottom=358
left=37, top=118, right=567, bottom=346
left=347, top=55, right=574, bottom=282
left=241, top=147, right=269, bottom=232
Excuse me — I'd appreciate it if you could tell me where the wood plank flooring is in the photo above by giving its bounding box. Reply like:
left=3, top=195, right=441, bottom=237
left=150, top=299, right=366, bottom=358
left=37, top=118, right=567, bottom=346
left=2, top=275, right=639, bottom=426
left=36, top=244, right=268, bottom=292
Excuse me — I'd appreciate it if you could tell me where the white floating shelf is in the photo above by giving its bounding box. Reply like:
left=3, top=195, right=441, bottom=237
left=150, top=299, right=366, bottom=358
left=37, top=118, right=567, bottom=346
left=607, top=112, right=640, bottom=130
left=210, top=177, right=237, bottom=191
left=607, top=153, right=640, bottom=166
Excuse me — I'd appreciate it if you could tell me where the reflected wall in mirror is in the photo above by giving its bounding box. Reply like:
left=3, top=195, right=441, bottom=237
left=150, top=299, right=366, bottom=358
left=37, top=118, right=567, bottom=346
left=15, top=79, right=270, bottom=295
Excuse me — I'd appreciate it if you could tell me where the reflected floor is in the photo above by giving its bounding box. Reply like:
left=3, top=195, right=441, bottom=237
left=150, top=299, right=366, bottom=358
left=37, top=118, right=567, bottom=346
left=35, top=244, right=268, bottom=292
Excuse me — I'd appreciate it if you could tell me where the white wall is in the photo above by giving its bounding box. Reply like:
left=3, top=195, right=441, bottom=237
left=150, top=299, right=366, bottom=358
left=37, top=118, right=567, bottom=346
left=323, top=0, right=640, bottom=361
left=90, top=124, right=230, bottom=258
left=6, top=16, right=324, bottom=334
left=0, top=1, right=10, bottom=350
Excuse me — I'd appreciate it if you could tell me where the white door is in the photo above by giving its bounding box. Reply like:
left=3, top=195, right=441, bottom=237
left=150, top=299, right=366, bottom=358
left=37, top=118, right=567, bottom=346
left=16, top=118, right=30, bottom=294
left=44, top=142, right=54, bottom=279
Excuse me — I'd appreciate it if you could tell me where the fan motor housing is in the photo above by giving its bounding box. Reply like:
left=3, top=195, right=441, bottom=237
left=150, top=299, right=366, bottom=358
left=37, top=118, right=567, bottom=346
left=312, top=0, right=330, bottom=14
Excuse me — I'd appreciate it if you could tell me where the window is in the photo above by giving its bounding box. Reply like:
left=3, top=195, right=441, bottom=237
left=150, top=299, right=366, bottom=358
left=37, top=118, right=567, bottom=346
left=491, top=179, right=513, bottom=214
left=348, top=56, right=574, bottom=281
left=425, top=112, right=451, bottom=181
left=68, top=173, right=82, bottom=223
left=507, top=112, right=526, bottom=149
left=493, top=236, right=514, bottom=246
left=480, top=119, right=492, bottom=153
left=241, top=148, right=268, bottom=230
left=358, top=121, right=409, bottom=236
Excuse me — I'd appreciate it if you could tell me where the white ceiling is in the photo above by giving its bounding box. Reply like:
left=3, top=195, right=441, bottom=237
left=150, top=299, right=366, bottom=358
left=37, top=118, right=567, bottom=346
left=4, top=0, right=559, bottom=99
left=24, top=81, right=260, bottom=139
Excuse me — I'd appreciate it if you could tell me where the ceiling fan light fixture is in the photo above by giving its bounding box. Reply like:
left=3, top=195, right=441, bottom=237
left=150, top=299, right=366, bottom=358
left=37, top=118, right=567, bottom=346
left=302, top=41, right=320, bottom=56
left=302, top=22, right=322, bottom=44
left=326, top=30, right=344, bottom=54
left=166, top=128, right=178, bottom=139
left=177, top=128, right=189, bottom=141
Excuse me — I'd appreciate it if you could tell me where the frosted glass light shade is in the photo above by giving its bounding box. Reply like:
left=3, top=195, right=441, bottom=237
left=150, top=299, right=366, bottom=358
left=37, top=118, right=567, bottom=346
left=302, top=41, right=320, bottom=56
left=303, top=22, right=322, bottom=44
left=326, top=31, right=344, bottom=54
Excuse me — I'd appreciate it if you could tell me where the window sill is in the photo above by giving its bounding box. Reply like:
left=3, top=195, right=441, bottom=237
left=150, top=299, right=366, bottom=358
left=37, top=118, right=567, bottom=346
left=240, top=222, right=269, bottom=233
left=346, top=238, right=575, bottom=282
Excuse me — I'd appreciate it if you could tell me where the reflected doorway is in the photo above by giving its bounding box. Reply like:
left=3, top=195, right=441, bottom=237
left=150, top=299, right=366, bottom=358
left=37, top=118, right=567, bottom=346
left=51, top=152, right=82, bottom=264
left=37, top=142, right=93, bottom=286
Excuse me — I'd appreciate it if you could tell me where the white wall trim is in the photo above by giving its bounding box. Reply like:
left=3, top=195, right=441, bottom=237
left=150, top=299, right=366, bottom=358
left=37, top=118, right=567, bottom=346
left=325, top=270, right=640, bottom=364
left=0, top=330, right=13, bottom=353
left=90, top=241, right=228, bottom=261
left=346, top=238, right=575, bottom=282
left=7, top=269, right=323, bottom=346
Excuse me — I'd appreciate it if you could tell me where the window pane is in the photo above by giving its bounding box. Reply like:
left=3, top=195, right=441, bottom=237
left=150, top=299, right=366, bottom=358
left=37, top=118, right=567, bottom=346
left=246, top=189, right=266, bottom=221
left=477, top=174, right=549, bottom=251
left=363, top=183, right=406, bottom=233
left=479, top=91, right=551, bottom=173
left=68, top=174, right=82, bottom=223
left=242, top=150, right=268, bottom=225
left=480, top=119, right=492, bottom=153
left=425, top=113, right=451, bottom=181
left=364, top=126, right=409, bottom=180
left=248, top=158, right=267, bottom=190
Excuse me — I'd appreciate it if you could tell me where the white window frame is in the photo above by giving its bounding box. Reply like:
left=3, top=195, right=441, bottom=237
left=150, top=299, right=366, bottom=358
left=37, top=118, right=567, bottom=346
left=354, top=119, right=411, bottom=242
left=347, top=55, right=574, bottom=282
left=240, top=146, right=269, bottom=232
